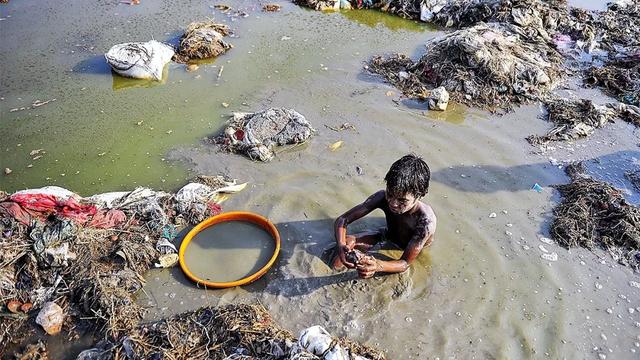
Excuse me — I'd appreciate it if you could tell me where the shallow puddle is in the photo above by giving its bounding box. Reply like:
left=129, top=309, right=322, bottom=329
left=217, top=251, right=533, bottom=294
left=182, top=220, right=276, bottom=283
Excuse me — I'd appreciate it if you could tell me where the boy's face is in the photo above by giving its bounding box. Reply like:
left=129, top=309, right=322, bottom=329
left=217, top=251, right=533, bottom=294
left=385, top=188, right=419, bottom=214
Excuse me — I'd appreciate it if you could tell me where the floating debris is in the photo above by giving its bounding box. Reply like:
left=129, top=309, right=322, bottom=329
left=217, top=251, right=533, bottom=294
left=214, top=108, right=316, bottom=161
left=263, top=3, right=282, bottom=12
left=174, top=21, right=233, bottom=63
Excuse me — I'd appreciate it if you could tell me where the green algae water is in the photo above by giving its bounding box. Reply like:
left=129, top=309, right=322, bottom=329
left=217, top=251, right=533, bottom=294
left=182, top=220, right=276, bottom=283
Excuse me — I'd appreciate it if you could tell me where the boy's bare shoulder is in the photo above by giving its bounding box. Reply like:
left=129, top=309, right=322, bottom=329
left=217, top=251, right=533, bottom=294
left=417, top=201, right=437, bottom=226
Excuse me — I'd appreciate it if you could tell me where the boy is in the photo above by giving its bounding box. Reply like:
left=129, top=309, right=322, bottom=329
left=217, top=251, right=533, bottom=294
left=333, top=154, right=436, bottom=278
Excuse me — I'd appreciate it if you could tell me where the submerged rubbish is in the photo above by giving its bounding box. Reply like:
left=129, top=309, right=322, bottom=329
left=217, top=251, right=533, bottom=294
left=75, top=304, right=384, bottom=360
left=369, top=22, right=563, bottom=111
left=174, top=21, right=233, bottom=63
left=215, top=107, right=316, bottom=161
left=105, top=40, right=175, bottom=80
left=550, top=163, right=640, bottom=271
left=0, top=176, right=245, bottom=352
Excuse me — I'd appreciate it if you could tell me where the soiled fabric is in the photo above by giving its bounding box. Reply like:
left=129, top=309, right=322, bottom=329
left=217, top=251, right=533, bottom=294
left=10, top=193, right=97, bottom=224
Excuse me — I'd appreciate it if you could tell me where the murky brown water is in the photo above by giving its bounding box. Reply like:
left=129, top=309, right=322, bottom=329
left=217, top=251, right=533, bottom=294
left=2, top=0, right=639, bottom=359
left=182, top=220, right=276, bottom=283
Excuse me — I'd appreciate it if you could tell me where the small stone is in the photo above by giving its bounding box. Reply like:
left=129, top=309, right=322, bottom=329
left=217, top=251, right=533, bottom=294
left=221, top=102, right=229, bottom=108
left=489, top=212, right=497, bottom=218
left=405, top=316, right=412, bottom=322
left=606, top=308, right=613, bottom=314
left=36, top=302, right=64, bottom=335
left=539, top=237, right=554, bottom=245
left=186, top=64, right=199, bottom=72
left=595, top=283, right=603, bottom=290
left=4, top=168, right=12, bottom=175
left=601, top=333, right=608, bottom=341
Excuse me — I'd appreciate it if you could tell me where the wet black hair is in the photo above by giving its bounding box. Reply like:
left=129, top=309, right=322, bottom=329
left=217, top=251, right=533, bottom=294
left=384, top=154, right=430, bottom=198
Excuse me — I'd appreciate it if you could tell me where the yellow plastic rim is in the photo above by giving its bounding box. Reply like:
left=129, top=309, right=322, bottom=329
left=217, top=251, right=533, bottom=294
left=178, top=211, right=281, bottom=288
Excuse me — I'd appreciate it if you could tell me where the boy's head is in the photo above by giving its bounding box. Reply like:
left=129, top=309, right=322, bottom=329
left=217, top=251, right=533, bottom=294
left=384, top=154, right=430, bottom=213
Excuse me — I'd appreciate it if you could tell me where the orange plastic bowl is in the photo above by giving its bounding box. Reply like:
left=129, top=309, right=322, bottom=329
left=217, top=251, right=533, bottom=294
left=178, top=211, right=280, bottom=288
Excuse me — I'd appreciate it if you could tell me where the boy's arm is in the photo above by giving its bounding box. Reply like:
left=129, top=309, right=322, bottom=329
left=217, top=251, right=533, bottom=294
left=357, top=211, right=436, bottom=278
left=334, top=190, right=385, bottom=268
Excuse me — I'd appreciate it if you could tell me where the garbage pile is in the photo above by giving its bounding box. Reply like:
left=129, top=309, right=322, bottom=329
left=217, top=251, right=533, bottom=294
left=526, top=98, right=619, bottom=145
left=173, top=21, right=233, bottom=63
left=368, top=22, right=563, bottom=111
left=585, top=55, right=640, bottom=108
left=0, top=176, right=245, bottom=352
left=214, top=107, right=316, bottom=161
left=550, top=163, right=640, bottom=271
left=75, top=304, right=384, bottom=360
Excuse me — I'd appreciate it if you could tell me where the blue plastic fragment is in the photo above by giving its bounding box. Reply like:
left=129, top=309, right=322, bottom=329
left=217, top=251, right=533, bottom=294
left=531, top=183, right=543, bottom=193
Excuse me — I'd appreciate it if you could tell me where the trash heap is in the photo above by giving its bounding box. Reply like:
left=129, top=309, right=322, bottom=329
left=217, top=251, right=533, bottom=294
left=368, top=22, right=563, bottom=111
left=76, top=304, right=384, bottom=360
left=526, top=98, right=621, bottom=145
left=214, top=107, right=316, bottom=161
left=0, top=176, right=246, bottom=351
left=585, top=56, right=640, bottom=108
left=174, top=21, right=233, bottom=63
left=105, top=20, right=233, bottom=79
left=551, top=163, right=640, bottom=271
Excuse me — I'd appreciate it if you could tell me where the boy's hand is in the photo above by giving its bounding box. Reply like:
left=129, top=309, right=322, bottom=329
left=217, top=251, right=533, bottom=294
left=356, top=256, right=381, bottom=278
left=338, top=245, right=356, bottom=269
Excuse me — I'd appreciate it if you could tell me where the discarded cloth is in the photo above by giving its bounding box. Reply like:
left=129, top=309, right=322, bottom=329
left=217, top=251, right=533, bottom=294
left=87, top=209, right=127, bottom=229
left=10, top=192, right=97, bottom=224
left=105, top=40, right=175, bottom=80
left=216, top=108, right=316, bottom=161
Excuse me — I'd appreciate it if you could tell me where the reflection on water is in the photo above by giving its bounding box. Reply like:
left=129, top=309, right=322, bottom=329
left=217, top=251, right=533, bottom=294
left=111, top=65, right=169, bottom=90
left=339, top=9, right=433, bottom=32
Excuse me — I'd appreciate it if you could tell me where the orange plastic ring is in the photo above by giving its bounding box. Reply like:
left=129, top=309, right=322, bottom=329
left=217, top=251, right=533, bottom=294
left=178, top=211, right=280, bottom=288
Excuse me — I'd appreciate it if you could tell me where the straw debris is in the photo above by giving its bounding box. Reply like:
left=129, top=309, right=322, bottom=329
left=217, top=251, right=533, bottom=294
left=550, top=163, right=640, bottom=270
left=585, top=56, right=640, bottom=108
left=527, top=98, right=619, bottom=145
left=77, top=304, right=385, bottom=360
left=369, top=22, right=563, bottom=111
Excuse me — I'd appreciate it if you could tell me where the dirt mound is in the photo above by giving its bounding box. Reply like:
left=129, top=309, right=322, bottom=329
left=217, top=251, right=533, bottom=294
left=550, top=163, right=640, bottom=270
left=368, top=22, right=563, bottom=111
